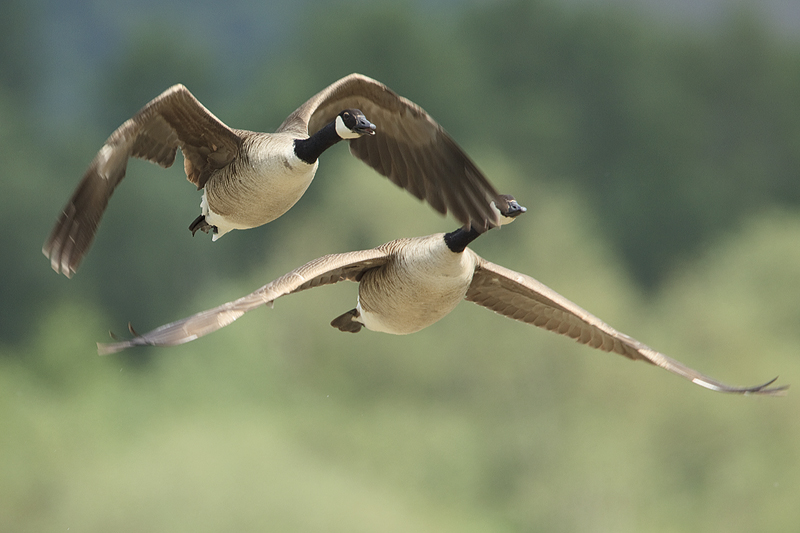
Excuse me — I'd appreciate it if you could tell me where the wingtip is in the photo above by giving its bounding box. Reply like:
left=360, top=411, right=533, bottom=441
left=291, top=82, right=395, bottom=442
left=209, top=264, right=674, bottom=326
left=693, top=375, right=789, bottom=396
left=97, top=341, right=123, bottom=356
left=98, top=329, right=136, bottom=355
left=744, top=376, right=789, bottom=396
left=43, top=243, right=79, bottom=278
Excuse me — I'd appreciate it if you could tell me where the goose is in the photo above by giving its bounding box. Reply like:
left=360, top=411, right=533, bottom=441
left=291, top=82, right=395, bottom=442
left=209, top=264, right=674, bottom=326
left=43, top=73, right=504, bottom=278
left=98, top=195, right=786, bottom=396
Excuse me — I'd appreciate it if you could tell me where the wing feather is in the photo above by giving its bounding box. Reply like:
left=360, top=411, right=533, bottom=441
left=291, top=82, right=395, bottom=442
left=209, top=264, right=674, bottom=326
left=97, top=248, right=391, bottom=354
left=281, top=73, right=501, bottom=229
left=43, top=84, right=243, bottom=277
left=466, top=255, right=787, bottom=395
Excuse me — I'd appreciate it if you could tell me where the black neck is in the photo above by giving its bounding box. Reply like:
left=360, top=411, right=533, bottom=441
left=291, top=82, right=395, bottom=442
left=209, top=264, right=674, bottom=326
left=294, top=121, right=344, bottom=164
left=444, top=226, right=482, bottom=253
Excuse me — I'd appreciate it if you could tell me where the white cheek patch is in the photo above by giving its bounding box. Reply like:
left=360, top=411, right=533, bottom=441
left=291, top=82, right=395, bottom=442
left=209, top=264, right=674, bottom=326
left=335, top=115, right=361, bottom=139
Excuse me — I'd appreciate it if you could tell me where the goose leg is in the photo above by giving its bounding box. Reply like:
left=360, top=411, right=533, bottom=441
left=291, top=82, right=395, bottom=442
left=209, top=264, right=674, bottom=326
left=189, top=215, right=217, bottom=236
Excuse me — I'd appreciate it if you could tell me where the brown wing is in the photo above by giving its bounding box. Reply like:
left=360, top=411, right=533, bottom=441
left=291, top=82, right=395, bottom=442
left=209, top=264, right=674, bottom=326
left=43, top=84, right=242, bottom=277
left=465, top=254, right=787, bottom=395
left=97, top=248, right=391, bottom=355
left=279, top=73, right=502, bottom=230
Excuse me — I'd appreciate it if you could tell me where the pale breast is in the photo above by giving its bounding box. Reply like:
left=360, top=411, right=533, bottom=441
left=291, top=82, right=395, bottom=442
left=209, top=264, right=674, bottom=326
left=357, top=237, right=478, bottom=335
left=204, top=133, right=318, bottom=230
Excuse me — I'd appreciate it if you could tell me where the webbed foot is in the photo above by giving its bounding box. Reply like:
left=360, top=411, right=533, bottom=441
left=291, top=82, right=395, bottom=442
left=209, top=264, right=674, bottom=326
left=189, top=215, right=217, bottom=236
left=330, top=309, right=364, bottom=333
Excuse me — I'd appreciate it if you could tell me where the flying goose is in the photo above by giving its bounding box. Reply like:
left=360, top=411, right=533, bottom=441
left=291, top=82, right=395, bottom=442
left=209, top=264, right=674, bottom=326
left=43, top=73, right=504, bottom=277
left=98, top=195, right=786, bottom=396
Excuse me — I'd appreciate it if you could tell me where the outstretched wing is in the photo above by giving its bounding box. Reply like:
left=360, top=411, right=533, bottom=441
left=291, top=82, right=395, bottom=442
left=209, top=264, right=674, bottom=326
left=97, top=248, right=391, bottom=355
left=281, top=73, right=502, bottom=230
left=465, top=254, right=787, bottom=395
left=43, top=84, right=242, bottom=277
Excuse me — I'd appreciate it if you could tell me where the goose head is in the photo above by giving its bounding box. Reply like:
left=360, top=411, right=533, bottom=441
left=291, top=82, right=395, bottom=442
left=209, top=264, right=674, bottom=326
left=492, top=194, right=527, bottom=225
left=446, top=194, right=527, bottom=253
left=335, top=109, right=377, bottom=139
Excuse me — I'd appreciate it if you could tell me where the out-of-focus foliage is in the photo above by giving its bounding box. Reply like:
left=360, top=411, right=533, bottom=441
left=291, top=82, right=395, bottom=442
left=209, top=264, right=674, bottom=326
left=1, top=0, right=798, bottom=531
left=2, top=170, right=799, bottom=531
left=458, top=1, right=800, bottom=286
left=4, top=0, right=800, bottom=342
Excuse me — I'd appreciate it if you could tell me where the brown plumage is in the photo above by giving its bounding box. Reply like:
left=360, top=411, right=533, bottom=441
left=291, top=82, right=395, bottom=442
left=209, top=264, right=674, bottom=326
left=98, top=199, right=786, bottom=396
left=43, top=73, right=503, bottom=277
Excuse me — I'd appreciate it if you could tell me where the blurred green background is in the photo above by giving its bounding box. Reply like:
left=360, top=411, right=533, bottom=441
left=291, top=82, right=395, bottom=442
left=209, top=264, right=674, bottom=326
left=2, top=0, right=799, bottom=530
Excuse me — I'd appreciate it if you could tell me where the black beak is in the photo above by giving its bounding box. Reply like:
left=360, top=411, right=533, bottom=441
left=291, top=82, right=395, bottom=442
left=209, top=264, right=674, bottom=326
left=355, top=116, right=376, bottom=136
left=503, top=199, right=527, bottom=218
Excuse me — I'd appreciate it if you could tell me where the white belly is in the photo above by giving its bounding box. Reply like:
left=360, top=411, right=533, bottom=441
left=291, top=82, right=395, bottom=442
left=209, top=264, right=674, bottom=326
left=356, top=238, right=476, bottom=335
left=203, top=148, right=318, bottom=239
left=357, top=294, right=465, bottom=335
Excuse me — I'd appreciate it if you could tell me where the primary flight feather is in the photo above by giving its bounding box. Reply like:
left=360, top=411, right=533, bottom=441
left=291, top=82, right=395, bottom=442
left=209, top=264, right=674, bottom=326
left=44, top=73, right=503, bottom=277
left=99, top=197, right=786, bottom=396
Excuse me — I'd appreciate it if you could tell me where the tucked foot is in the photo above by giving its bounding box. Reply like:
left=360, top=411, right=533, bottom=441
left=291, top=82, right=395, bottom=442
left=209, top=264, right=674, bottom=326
left=189, top=215, right=217, bottom=236
left=330, top=308, right=364, bottom=333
